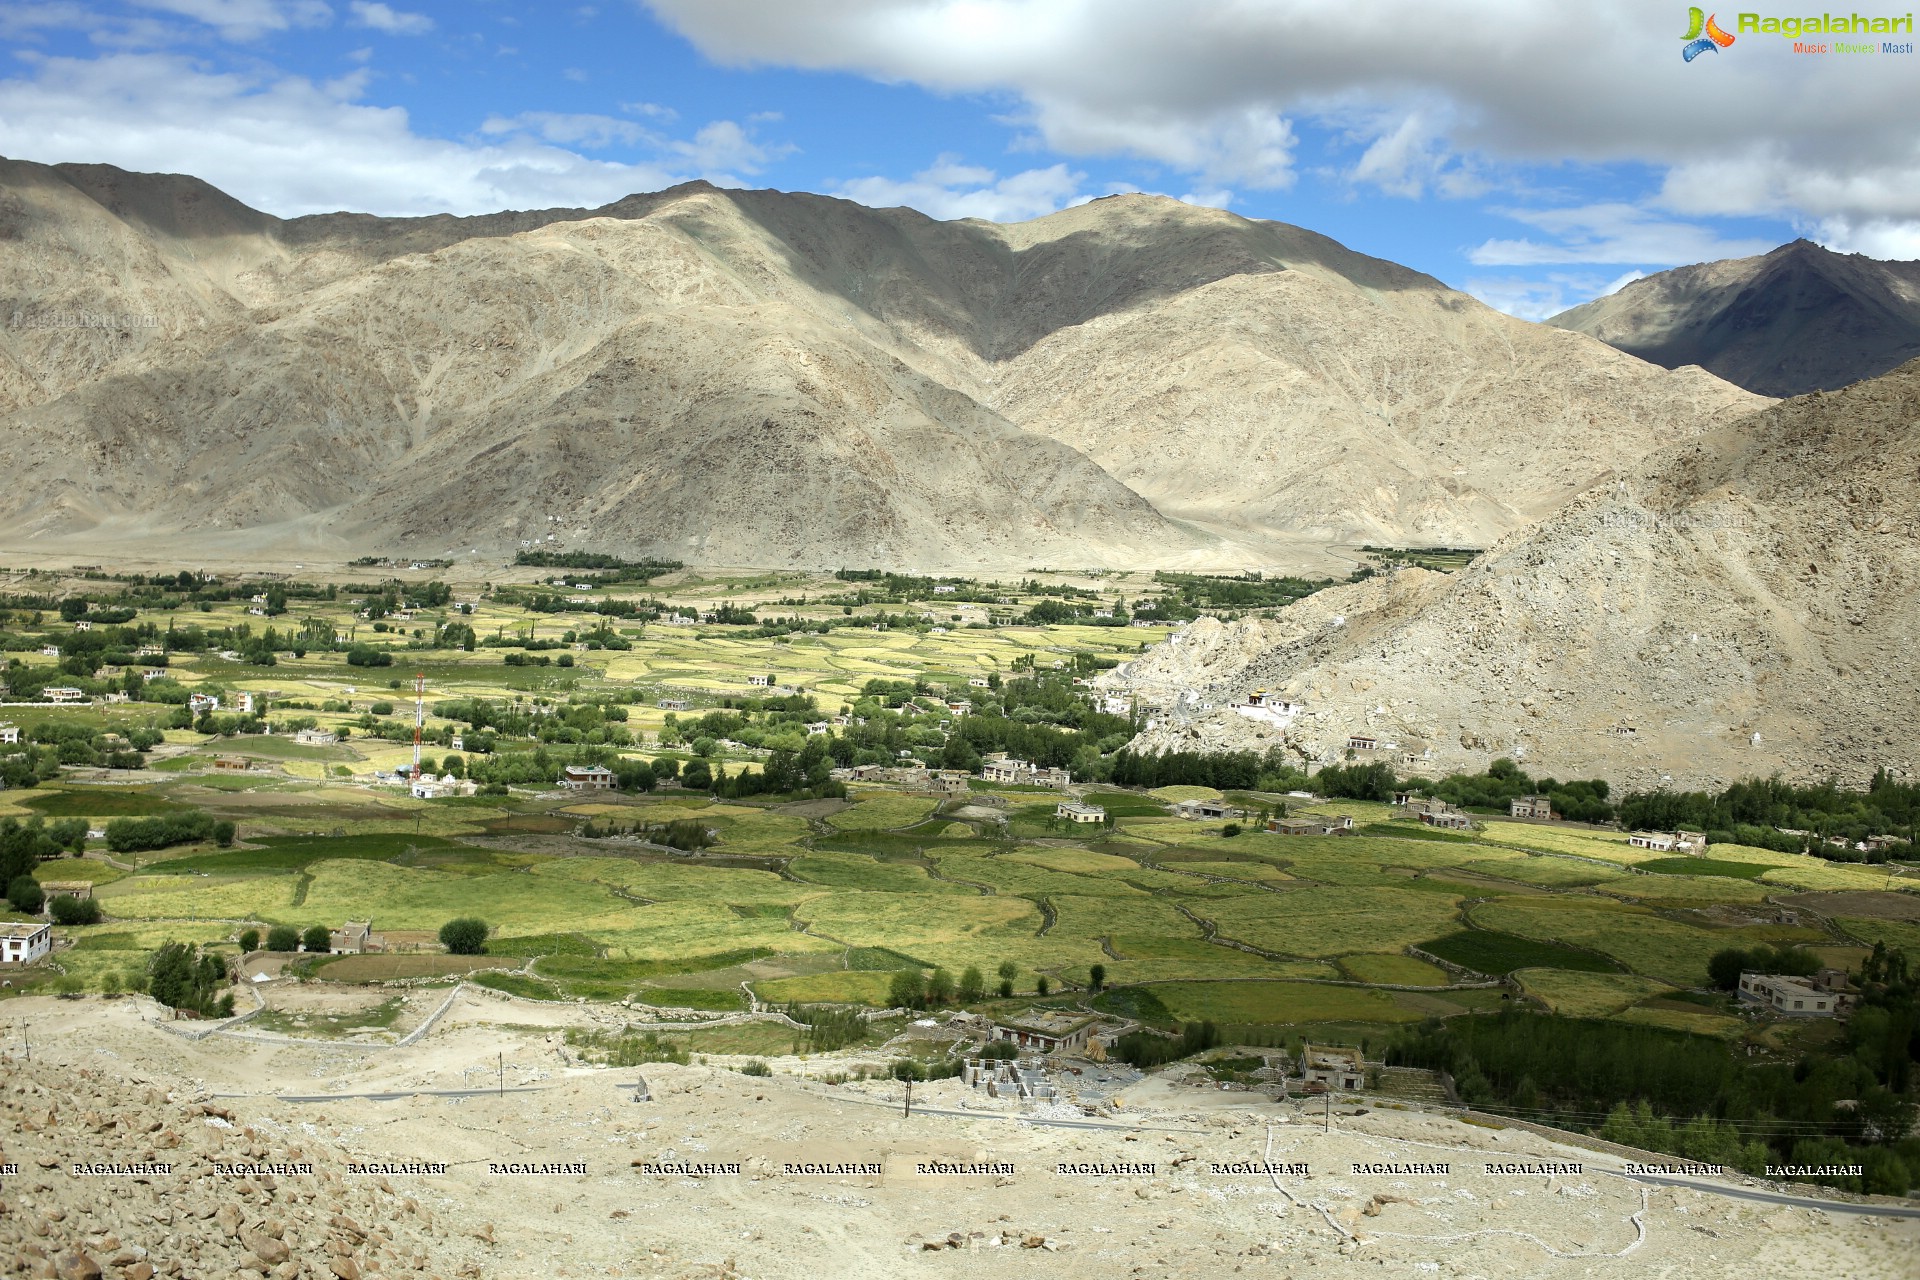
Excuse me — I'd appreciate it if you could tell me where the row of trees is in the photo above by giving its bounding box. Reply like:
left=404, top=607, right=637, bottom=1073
left=103, top=811, right=235, bottom=854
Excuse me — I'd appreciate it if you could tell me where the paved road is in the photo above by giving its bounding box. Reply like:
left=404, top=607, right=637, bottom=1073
left=1618, top=1172, right=1920, bottom=1219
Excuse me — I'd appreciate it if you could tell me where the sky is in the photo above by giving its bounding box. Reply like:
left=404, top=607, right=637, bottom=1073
left=2, top=1, right=1917, bottom=318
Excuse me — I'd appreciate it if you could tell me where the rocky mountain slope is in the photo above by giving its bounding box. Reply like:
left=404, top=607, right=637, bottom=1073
left=0, top=157, right=1761, bottom=567
left=1108, top=359, right=1920, bottom=788
left=1551, top=240, right=1920, bottom=398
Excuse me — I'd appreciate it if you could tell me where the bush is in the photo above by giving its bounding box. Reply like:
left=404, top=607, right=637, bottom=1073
left=238, top=928, right=259, bottom=952
left=737, top=1059, right=771, bottom=1077
left=301, top=924, right=332, bottom=953
left=346, top=645, right=393, bottom=667
left=49, top=895, right=101, bottom=925
left=213, top=820, right=236, bottom=848
left=440, top=917, right=489, bottom=955
left=6, top=875, right=44, bottom=915
left=147, top=941, right=230, bottom=1015
left=266, top=924, right=300, bottom=952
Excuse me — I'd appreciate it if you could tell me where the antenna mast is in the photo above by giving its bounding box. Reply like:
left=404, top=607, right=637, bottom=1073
left=413, top=671, right=425, bottom=773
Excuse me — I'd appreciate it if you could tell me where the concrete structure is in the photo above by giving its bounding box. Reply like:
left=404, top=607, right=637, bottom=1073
left=747, top=674, right=772, bottom=687
left=213, top=755, right=251, bottom=771
left=658, top=698, right=691, bottom=711
left=1267, top=814, right=1355, bottom=836
left=1056, top=801, right=1107, bottom=825
left=1, top=921, right=52, bottom=964
left=1346, top=734, right=1379, bottom=751
left=980, top=757, right=1072, bottom=788
left=328, top=921, right=386, bottom=955
left=1509, top=794, right=1554, bottom=821
left=187, top=693, right=220, bottom=715
left=1172, top=798, right=1247, bottom=821
left=1628, top=832, right=1681, bottom=852
left=293, top=728, right=338, bottom=746
left=933, top=773, right=971, bottom=796
left=1415, top=800, right=1474, bottom=831
left=559, top=764, right=616, bottom=791
left=232, top=692, right=257, bottom=715
left=1738, top=972, right=1850, bottom=1018
left=962, top=1056, right=1057, bottom=1102
left=0, top=724, right=16, bottom=744
left=45, top=687, right=85, bottom=704
left=1300, top=1044, right=1366, bottom=1092
left=989, top=1010, right=1097, bottom=1055
left=37, top=881, right=91, bottom=901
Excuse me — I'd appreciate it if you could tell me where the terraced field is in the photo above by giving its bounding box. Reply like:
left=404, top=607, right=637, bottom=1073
left=18, top=743, right=1917, bottom=1046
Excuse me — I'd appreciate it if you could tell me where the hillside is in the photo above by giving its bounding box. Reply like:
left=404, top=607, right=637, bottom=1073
left=0, top=158, right=1762, bottom=567
left=1110, top=359, right=1920, bottom=788
left=1551, top=240, right=1920, bottom=397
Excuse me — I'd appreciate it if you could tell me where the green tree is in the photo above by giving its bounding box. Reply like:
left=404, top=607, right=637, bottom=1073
left=301, top=925, right=332, bottom=953
left=238, top=928, right=259, bottom=952
left=439, top=917, right=489, bottom=955
left=6, top=875, right=44, bottom=915
left=888, top=969, right=926, bottom=1009
left=1706, top=948, right=1750, bottom=991
left=101, top=971, right=123, bottom=998
left=958, top=966, right=985, bottom=1003
left=213, top=820, right=236, bottom=848
left=266, top=924, right=300, bottom=952
left=1036, top=975, right=1050, bottom=997
left=998, top=979, right=1014, bottom=999
left=1089, top=963, right=1106, bottom=993
left=998, top=960, right=1019, bottom=984
left=926, top=967, right=956, bottom=1006
left=49, top=895, right=101, bottom=925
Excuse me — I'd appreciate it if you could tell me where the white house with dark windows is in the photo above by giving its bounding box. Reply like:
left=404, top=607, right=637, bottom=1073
left=1, top=921, right=52, bottom=965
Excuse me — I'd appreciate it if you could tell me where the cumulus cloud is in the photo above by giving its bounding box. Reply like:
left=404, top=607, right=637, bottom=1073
left=1465, top=269, right=1647, bottom=322
left=1469, top=204, right=1779, bottom=266
left=0, top=52, right=745, bottom=216
left=347, top=2, right=432, bottom=36
left=642, top=0, right=1920, bottom=236
left=834, top=156, right=1086, bottom=222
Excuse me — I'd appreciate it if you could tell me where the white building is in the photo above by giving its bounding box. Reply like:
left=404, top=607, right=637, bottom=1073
left=1056, top=801, right=1107, bottom=824
left=1737, top=972, right=1850, bottom=1018
left=1, top=921, right=52, bottom=965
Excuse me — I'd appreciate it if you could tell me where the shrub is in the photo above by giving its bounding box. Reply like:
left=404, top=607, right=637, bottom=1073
left=238, top=928, right=259, bottom=952
left=266, top=924, right=300, bottom=952
left=440, top=917, right=489, bottom=955
left=49, top=895, right=101, bottom=925
left=1036, top=975, right=1050, bottom=997
left=737, top=1059, right=771, bottom=1077
left=301, top=924, right=332, bottom=953
left=147, top=941, right=229, bottom=1015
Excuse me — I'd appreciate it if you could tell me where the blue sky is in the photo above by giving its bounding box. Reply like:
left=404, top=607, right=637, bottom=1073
left=3, top=1, right=1917, bottom=317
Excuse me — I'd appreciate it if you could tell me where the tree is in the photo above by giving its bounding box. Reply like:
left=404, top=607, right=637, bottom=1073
left=1089, top=963, right=1106, bottom=993
left=958, top=966, right=985, bottom=1003
left=147, top=941, right=229, bottom=1016
left=302, top=924, right=332, bottom=954
left=238, top=928, right=259, bottom=952
left=1036, top=975, right=1050, bottom=997
left=888, top=969, right=925, bottom=1009
left=6, top=875, right=43, bottom=915
left=439, top=917, right=489, bottom=955
left=926, top=967, right=956, bottom=1007
left=213, top=820, right=236, bottom=848
left=49, top=895, right=101, bottom=925
left=998, top=960, right=1019, bottom=984
left=1707, top=948, right=1750, bottom=991
left=101, top=970, right=123, bottom=998
left=266, top=924, right=300, bottom=952
left=998, top=979, right=1014, bottom=999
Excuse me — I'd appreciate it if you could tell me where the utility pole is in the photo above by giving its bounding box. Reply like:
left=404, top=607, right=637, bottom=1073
left=18, top=1019, right=27, bottom=1062
left=1324, top=1092, right=1332, bottom=1134
left=903, top=1079, right=912, bottom=1118
left=498, top=1052, right=504, bottom=1097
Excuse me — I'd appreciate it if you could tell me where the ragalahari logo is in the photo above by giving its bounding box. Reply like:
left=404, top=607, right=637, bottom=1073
left=1683, top=8, right=1738, bottom=58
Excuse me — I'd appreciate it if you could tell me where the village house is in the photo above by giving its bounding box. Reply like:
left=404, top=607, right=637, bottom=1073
left=1299, top=1044, right=1366, bottom=1092
left=658, top=698, right=691, bottom=711
left=293, top=728, right=338, bottom=746
left=1, top=921, right=52, bottom=965
left=747, top=674, right=772, bottom=687
left=188, top=692, right=220, bottom=715
left=38, top=881, right=91, bottom=901
left=968, top=676, right=990, bottom=688
left=1419, top=805, right=1475, bottom=832
left=39, top=645, right=59, bottom=658
left=212, top=755, right=251, bottom=772
left=232, top=692, right=257, bottom=715
left=1346, top=734, right=1378, bottom=751
left=1267, top=814, right=1356, bottom=837
left=328, top=921, right=386, bottom=955
left=1738, top=972, right=1852, bottom=1018
left=558, top=764, right=616, bottom=791
left=1509, top=794, right=1555, bottom=821
left=0, top=725, right=16, bottom=744
left=1056, top=801, right=1107, bottom=825
left=1172, top=797, right=1248, bottom=821
left=946, top=699, right=972, bottom=716
left=45, top=687, right=85, bottom=704
left=1628, top=832, right=1682, bottom=852
left=989, top=1010, right=1098, bottom=1055
left=142, top=669, right=167, bottom=681
left=933, top=773, right=971, bottom=796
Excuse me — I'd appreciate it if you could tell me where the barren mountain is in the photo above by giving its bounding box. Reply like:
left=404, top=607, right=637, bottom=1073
left=0, top=158, right=1762, bottom=566
left=1109, top=360, right=1920, bottom=789
left=1551, top=240, right=1920, bottom=397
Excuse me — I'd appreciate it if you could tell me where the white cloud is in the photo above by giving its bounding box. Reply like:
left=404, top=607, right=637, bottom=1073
left=132, top=0, right=332, bottom=41
left=480, top=111, right=649, bottom=150
left=641, top=0, right=1920, bottom=236
left=1464, top=269, right=1648, bottom=322
left=0, top=52, right=714, bottom=216
left=347, top=2, right=431, bottom=36
left=1809, top=216, right=1920, bottom=261
left=1469, top=204, right=1778, bottom=267
left=834, top=155, right=1086, bottom=222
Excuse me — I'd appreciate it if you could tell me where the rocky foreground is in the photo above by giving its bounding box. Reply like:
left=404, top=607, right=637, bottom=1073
left=3, top=994, right=1917, bottom=1279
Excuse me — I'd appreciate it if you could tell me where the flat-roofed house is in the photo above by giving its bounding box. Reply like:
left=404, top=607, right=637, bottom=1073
left=1509, top=794, right=1554, bottom=821
left=1056, top=801, right=1106, bottom=824
left=559, top=764, right=616, bottom=791
left=2, top=921, right=52, bottom=964
left=1737, top=972, right=1850, bottom=1018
